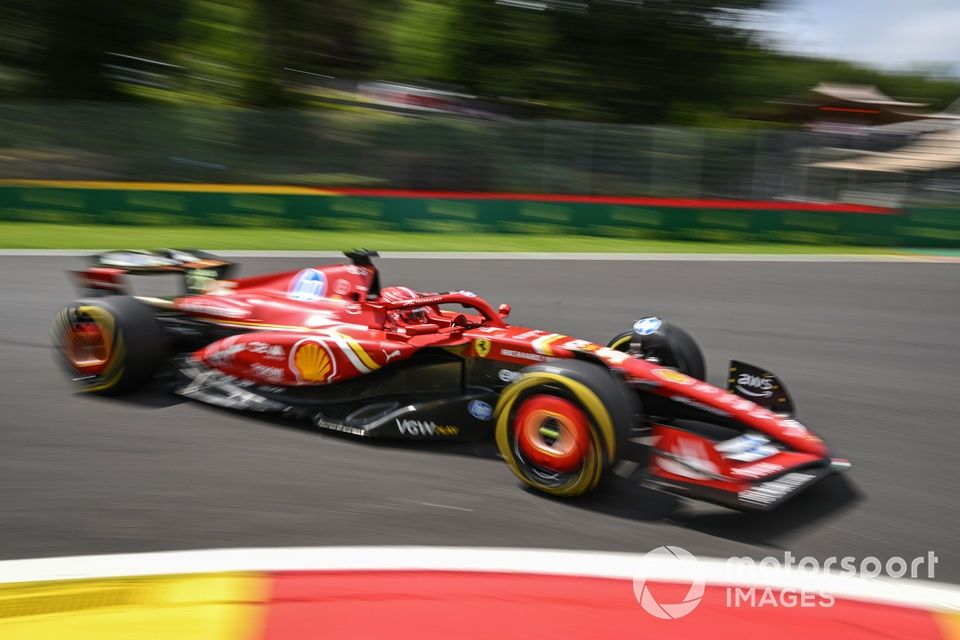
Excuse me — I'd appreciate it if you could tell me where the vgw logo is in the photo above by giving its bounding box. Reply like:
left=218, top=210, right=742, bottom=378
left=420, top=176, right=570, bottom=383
left=632, top=546, right=705, bottom=619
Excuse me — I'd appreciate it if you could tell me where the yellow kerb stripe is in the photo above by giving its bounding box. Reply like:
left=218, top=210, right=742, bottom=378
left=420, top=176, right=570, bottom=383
left=0, top=572, right=266, bottom=640
left=937, top=612, right=960, bottom=640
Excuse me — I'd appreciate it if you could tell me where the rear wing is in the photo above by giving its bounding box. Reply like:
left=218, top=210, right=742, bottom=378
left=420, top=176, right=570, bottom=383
left=70, top=250, right=234, bottom=296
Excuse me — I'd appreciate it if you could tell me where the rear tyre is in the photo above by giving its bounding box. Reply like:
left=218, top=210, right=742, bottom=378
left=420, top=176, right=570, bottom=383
left=607, top=322, right=706, bottom=380
left=52, top=296, right=165, bottom=394
left=494, top=360, right=636, bottom=497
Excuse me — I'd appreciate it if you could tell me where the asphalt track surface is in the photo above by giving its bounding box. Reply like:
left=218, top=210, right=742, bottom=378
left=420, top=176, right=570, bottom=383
left=1, top=256, right=958, bottom=581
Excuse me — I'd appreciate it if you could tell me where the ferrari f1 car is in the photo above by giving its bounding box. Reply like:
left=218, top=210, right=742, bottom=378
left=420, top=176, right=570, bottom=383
left=53, top=249, right=850, bottom=510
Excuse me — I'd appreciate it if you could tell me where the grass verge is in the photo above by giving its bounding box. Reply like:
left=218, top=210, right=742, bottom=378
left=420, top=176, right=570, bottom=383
left=0, top=222, right=904, bottom=253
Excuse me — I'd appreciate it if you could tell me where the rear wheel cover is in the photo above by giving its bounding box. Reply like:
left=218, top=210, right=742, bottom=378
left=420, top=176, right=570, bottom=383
left=54, top=304, right=126, bottom=393
left=52, top=296, right=163, bottom=395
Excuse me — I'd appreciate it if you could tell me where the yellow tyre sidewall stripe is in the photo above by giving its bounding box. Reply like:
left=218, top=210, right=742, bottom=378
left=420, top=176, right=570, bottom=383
left=0, top=572, right=266, bottom=640
left=608, top=335, right=631, bottom=351
left=495, top=372, right=617, bottom=497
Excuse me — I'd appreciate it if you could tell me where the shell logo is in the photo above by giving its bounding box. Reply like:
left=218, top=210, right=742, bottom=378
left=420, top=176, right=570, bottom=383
left=653, top=368, right=695, bottom=385
left=291, top=339, right=337, bottom=383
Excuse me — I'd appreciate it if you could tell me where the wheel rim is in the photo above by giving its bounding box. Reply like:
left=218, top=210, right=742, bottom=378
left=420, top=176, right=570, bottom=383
left=514, top=395, right=590, bottom=473
left=64, top=314, right=111, bottom=376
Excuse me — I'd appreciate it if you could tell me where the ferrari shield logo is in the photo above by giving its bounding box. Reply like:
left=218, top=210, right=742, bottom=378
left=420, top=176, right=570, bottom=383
left=474, top=338, right=492, bottom=358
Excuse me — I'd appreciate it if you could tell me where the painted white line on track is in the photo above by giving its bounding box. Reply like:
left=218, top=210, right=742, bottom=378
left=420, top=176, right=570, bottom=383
left=0, top=546, right=957, bottom=613
left=421, top=502, right=473, bottom=512
left=0, top=249, right=955, bottom=262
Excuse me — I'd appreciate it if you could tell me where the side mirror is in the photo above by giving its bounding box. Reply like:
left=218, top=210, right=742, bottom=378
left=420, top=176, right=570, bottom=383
left=498, top=303, right=511, bottom=318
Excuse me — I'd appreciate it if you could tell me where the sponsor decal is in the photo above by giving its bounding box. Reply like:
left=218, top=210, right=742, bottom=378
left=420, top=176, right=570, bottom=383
left=500, top=349, right=546, bottom=362
left=514, top=329, right=545, bottom=340
left=398, top=295, right=442, bottom=306
left=633, top=316, right=662, bottom=336
left=732, top=372, right=775, bottom=398
left=715, top=433, right=778, bottom=462
left=382, top=349, right=401, bottom=362
left=205, top=336, right=244, bottom=365
left=731, top=461, right=784, bottom=479
left=345, top=265, right=368, bottom=276
left=561, top=338, right=593, bottom=350
left=333, top=279, right=350, bottom=295
left=290, top=339, right=337, bottom=383
left=331, top=331, right=381, bottom=374
left=781, top=418, right=809, bottom=433
left=250, top=363, right=285, bottom=383
left=531, top=333, right=565, bottom=356
left=738, top=472, right=815, bottom=506
left=693, top=382, right=719, bottom=394
left=288, top=268, right=327, bottom=301
left=304, top=311, right=339, bottom=328
left=315, top=418, right=365, bottom=436
left=180, top=300, right=248, bottom=319
left=653, top=368, right=695, bottom=385
left=475, top=326, right=505, bottom=334
left=247, top=341, right=285, bottom=359
left=595, top=346, right=631, bottom=365
left=344, top=304, right=363, bottom=315
left=473, top=338, right=492, bottom=358
left=468, top=399, right=494, bottom=421
left=498, top=369, right=521, bottom=383
left=717, top=393, right=756, bottom=411
left=657, top=438, right=720, bottom=480
left=456, top=290, right=478, bottom=297
left=396, top=419, right=459, bottom=437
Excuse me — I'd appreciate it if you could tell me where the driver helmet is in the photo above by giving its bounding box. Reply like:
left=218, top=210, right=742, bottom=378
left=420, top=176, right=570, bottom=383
left=380, top=285, right=434, bottom=324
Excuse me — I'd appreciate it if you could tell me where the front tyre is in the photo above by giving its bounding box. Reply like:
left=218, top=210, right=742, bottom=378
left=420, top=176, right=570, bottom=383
left=52, top=296, right=165, bottom=394
left=494, top=360, right=636, bottom=497
left=607, top=321, right=706, bottom=380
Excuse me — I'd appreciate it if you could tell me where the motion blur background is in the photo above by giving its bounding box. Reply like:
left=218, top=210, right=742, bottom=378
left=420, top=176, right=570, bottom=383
left=3, top=0, right=960, bottom=208
left=2, top=7, right=959, bottom=636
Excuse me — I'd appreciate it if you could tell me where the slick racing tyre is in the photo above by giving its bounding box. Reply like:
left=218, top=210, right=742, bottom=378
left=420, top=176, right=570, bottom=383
left=495, top=360, right=636, bottom=497
left=607, top=321, right=706, bottom=380
left=52, top=296, right=165, bottom=394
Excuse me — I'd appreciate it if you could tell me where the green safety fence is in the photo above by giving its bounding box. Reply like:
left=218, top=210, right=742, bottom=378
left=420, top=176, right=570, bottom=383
left=1, top=183, right=958, bottom=247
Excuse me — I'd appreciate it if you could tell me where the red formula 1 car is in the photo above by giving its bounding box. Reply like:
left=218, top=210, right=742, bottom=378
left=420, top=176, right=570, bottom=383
left=54, top=250, right=850, bottom=510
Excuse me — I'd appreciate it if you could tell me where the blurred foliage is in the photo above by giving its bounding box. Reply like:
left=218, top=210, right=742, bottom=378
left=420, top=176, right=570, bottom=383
left=1, top=0, right=960, bottom=122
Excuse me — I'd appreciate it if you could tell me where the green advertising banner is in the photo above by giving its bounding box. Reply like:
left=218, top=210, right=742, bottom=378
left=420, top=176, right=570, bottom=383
left=0, top=182, right=954, bottom=247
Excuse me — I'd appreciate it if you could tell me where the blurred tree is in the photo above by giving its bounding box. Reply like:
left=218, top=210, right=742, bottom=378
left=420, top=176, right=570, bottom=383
left=0, top=0, right=42, bottom=96
left=35, top=0, right=184, bottom=99
left=175, top=0, right=282, bottom=106
left=1, top=0, right=959, bottom=122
